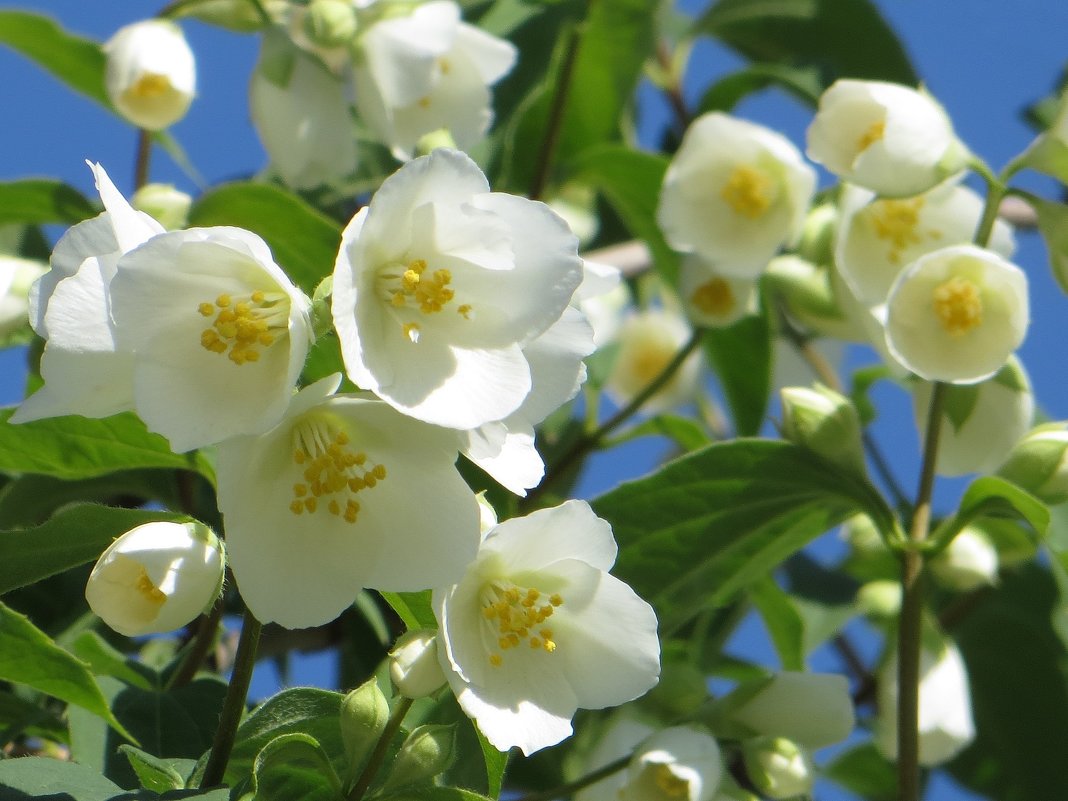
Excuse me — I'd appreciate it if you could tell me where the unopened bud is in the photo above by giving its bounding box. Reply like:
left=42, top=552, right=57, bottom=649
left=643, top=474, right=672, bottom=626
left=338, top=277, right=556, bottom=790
left=780, top=384, right=866, bottom=474
left=930, top=526, right=998, bottom=591
left=339, top=678, right=389, bottom=772
left=383, top=724, right=457, bottom=790
left=0, top=256, right=47, bottom=337
left=856, top=580, right=902, bottom=619
left=796, top=202, right=838, bottom=267
left=303, top=0, right=359, bottom=48
left=105, top=19, right=196, bottom=130
left=741, top=737, right=814, bottom=800
left=131, top=183, right=192, bottom=231
left=998, top=422, right=1068, bottom=504
left=389, top=629, right=446, bottom=699
left=730, top=672, right=854, bottom=749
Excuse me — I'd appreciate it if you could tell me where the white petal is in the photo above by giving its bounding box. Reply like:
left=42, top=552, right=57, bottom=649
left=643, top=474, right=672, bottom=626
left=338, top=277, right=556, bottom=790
left=516, top=306, right=594, bottom=426
left=11, top=348, right=135, bottom=423
left=88, top=162, right=165, bottom=251
left=454, top=21, right=517, bottom=85
left=462, top=422, right=544, bottom=495
left=483, top=500, right=617, bottom=572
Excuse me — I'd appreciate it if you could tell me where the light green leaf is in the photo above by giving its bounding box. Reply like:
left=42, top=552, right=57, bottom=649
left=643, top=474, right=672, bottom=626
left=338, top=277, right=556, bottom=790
left=0, top=10, right=108, bottom=107
left=704, top=310, right=772, bottom=436
left=0, top=757, right=123, bottom=801
left=0, top=601, right=133, bottom=742
left=931, top=476, right=1050, bottom=555
left=251, top=733, right=343, bottom=801
left=0, top=179, right=96, bottom=226
left=70, top=630, right=155, bottom=691
left=591, top=439, right=895, bottom=631
left=1029, top=195, right=1068, bottom=294
left=120, top=745, right=192, bottom=793
left=749, top=577, right=805, bottom=670
left=610, top=413, right=712, bottom=452
left=187, top=182, right=342, bottom=297
left=0, top=504, right=188, bottom=595
left=823, top=743, right=896, bottom=801
left=477, top=727, right=507, bottom=799
left=380, top=590, right=437, bottom=631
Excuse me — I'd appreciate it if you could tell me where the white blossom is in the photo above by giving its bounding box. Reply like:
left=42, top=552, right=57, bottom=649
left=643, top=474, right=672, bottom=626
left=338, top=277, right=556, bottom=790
left=605, top=308, right=701, bottom=413
left=680, top=256, right=757, bottom=328
left=930, top=526, right=999, bottom=591
left=731, top=672, right=855, bottom=749
left=104, top=19, right=196, bottom=130
left=0, top=256, right=47, bottom=337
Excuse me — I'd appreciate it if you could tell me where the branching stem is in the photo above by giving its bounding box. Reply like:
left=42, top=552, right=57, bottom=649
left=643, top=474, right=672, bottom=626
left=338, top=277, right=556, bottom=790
left=347, top=696, right=415, bottom=800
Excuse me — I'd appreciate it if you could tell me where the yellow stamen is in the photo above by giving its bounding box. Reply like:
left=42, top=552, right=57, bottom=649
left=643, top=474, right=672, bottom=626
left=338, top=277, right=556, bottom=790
left=480, top=581, right=564, bottom=666
left=690, top=277, right=735, bottom=317
left=721, top=165, right=775, bottom=219
left=932, top=275, right=983, bottom=336
left=197, top=288, right=288, bottom=365
left=869, top=197, right=926, bottom=264
left=857, top=119, right=886, bottom=153
left=135, top=567, right=166, bottom=605
left=653, top=764, right=690, bottom=798
left=129, top=73, right=171, bottom=99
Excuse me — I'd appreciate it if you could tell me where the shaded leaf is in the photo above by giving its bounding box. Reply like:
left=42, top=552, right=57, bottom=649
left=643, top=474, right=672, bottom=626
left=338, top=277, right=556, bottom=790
left=251, top=733, right=343, bottom=801
left=704, top=310, right=772, bottom=437
left=120, top=745, right=192, bottom=793
left=0, top=179, right=96, bottom=226
left=696, top=63, right=823, bottom=114
left=611, top=413, right=712, bottom=452
left=0, top=10, right=108, bottom=107
left=380, top=590, right=437, bottom=631
left=0, top=757, right=123, bottom=801
left=749, top=576, right=804, bottom=670
left=823, top=743, right=897, bottom=801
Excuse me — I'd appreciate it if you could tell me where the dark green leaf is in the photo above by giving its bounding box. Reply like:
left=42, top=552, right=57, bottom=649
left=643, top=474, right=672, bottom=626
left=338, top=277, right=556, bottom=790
left=823, top=743, right=897, bottom=801
left=0, top=757, right=123, bottom=801
left=698, top=0, right=917, bottom=89
left=188, top=182, right=342, bottom=297
left=477, top=727, right=507, bottom=799
left=955, top=476, right=1048, bottom=539
left=0, top=601, right=133, bottom=741
left=0, top=504, right=188, bottom=595
left=591, top=439, right=895, bottom=631
left=610, top=413, right=712, bottom=452
left=251, top=733, right=343, bottom=801
left=0, top=689, right=68, bottom=743
left=120, top=745, right=191, bottom=793
left=380, top=590, right=437, bottom=631
left=696, top=63, right=823, bottom=114
left=379, top=790, right=493, bottom=801
left=749, top=577, right=804, bottom=670
left=0, top=179, right=96, bottom=226
left=704, top=310, right=772, bottom=436
left=0, top=10, right=108, bottom=107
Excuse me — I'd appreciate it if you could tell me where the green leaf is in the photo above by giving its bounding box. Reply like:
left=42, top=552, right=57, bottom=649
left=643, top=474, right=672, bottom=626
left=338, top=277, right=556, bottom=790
left=610, top=413, right=712, bottom=452
left=704, top=310, right=772, bottom=436
left=0, top=601, right=133, bottom=742
left=934, top=476, right=1050, bottom=552
left=70, top=630, right=155, bottom=691
left=0, top=504, right=188, bottom=595
left=380, top=590, right=437, bottom=631
left=251, top=733, right=344, bottom=801
left=696, top=63, right=823, bottom=114
left=0, top=10, right=108, bottom=108
left=0, top=179, right=96, bottom=226
left=823, top=743, right=897, bottom=801
left=379, top=789, right=494, bottom=801
left=698, top=0, right=917, bottom=89
left=1028, top=195, right=1068, bottom=294
left=0, top=689, right=68, bottom=743
left=187, top=182, right=342, bottom=296
left=477, top=727, right=507, bottom=799
left=749, top=577, right=804, bottom=670
left=0, top=409, right=212, bottom=482
left=0, top=757, right=124, bottom=801
left=949, top=562, right=1068, bottom=800
left=120, top=745, right=192, bottom=793
left=572, top=145, right=679, bottom=283
left=591, top=439, right=895, bottom=631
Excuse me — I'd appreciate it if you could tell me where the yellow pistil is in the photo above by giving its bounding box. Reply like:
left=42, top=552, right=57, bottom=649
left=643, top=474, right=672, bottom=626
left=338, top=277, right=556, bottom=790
left=869, top=197, right=927, bottom=264
left=932, top=275, right=983, bottom=336
left=690, top=277, right=735, bottom=317
left=135, top=567, right=166, bottom=606
left=857, top=119, right=886, bottom=153
left=288, top=417, right=387, bottom=525
left=720, top=164, right=775, bottom=219
left=481, top=581, right=563, bottom=666
left=653, top=764, right=689, bottom=798
left=129, top=73, right=171, bottom=99
left=197, top=288, right=289, bottom=365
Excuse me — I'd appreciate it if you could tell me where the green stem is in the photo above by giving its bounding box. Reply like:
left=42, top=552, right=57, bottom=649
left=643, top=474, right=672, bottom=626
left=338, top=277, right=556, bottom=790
left=517, top=755, right=630, bottom=801
left=199, top=609, right=262, bottom=788
left=166, top=598, right=224, bottom=689
left=134, top=129, right=152, bottom=191
left=523, top=328, right=704, bottom=507
left=347, top=696, right=414, bottom=801
left=896, top=380, right=946, bottom=801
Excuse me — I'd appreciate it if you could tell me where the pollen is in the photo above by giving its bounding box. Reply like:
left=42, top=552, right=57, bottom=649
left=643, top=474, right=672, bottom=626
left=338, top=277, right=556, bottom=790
left=869, top=197, right=927, bottom=264
left=197, top=287, right=288, bottom=365
left=721, top=164, right=775, bottom=219
left=690, top=277, right=735, bottom=317
left=932, top=275, right=983, bottom=336
left=288, top=416, right=386, bottom=525
left=378, top=257, right=474, bottom=340
left=129, top=72, right=171, bottom=99
left=480, top=581, right=564, bottom=666
left=857, top=119, right=886, bottom=153
left=653, top=764, right=690, bottom=798
left=135, top=567, right=166, bottom=606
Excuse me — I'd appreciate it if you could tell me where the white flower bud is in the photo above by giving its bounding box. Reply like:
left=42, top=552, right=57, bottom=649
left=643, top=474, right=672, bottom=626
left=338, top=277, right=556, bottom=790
left=807, top=79, right=966, bottom=198
left=85, top=521, right=223, bottom=637
left=389, top=629, right=446, bottom=699
left=731, top=672, right=855, bottom=749
left=680, top=256, right=757, bottom=329
left=0, top=256, right=47, bottom=337
left=131, top=183, right=192, bottom=231
left=998, top=422, right=1068, bottom=504
left=741, top=736, right=815, bottom=800
left=885, top=244, right=1029, bottom=384
left=619, top=727, right=724, bottom=801
left=105, top=20, right=196, bottom=130
left=930, top=526, right=999, bottom=591
left=780, top=384, right=866, bottom=474
left=302, top=0, right=358, bottom=48
left=856, top=580, right=902, bottom=618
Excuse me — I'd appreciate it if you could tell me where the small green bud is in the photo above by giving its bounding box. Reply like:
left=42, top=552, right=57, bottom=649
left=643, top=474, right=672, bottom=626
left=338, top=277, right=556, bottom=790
left=796, top=202, right=838, bottom=267
left=741, top=736, right=814, bottom=800
left=339, top=677, right=389, bottom=773
left=415, top=128, right=459, bottom=157
left=382, top=724, right=457, bottom=791
left=780, top=384, right=866, bottom=474
left=303, top=0, right=359, bottom=48
left=998, top=422, right=1068, bottom=504
left=856, top=580, right=902, bottom=619
left=131, top=183, right=192, bottom=231
left=642, top=661, right=708, bottom=717
left=389, top=629, right=446, bottom=699
left=930, top=526, right=998, bottom=592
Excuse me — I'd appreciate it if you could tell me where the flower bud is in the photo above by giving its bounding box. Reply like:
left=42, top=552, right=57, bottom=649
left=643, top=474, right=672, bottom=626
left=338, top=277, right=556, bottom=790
left=131, top=183, right=192, bottom=231
left=0, top=256, right=47, bottom=337
left=930, top=526, right=998, bottom=591
left=382, top=724, right=456, bottom=791
left=796, top=202, right=838, bottom=267
left=340, top=677, right=390, bottom=772
left=619, top=726, right=723, bottom=801
left=105, top=20, right=196, bottom=130
left=856, top=580, right=902, bottom=619
left=780, top=384, right=866, bottom=474
left=741, top=737, right=814, bottom=800
left=302, top=0, right=359, bottom=48
left=389, top=629, right=446, bottom=699
left=730, top=672, right=854, bottom=749
left=680, top=256, right=757, bottom=329
left=85, top=520, right=223, bottom=637
left=998, top=422, right=1068, bottom=504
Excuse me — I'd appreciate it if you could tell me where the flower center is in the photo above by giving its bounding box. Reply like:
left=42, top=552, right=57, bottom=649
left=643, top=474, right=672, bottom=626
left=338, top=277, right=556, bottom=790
left=198, top=289, right=289, bottom=365
left=868, top=197, right=932, bottom=264
left=857, top=119, right=885, bottom=153
left=377, top=258, right=473, bottom=342
left=720, top=165, right=775, bottom=219
left=690, top=277, right=735, bottom=317
left=932, top=275, right=983, bottom=336
left=288, top=417, right=387, bottom=524
left=135, top=566, right=166, bottom=606
left=480, top=581, right=564, bottom=666
left=129, top=72, right=172, bottom=99
left=652, top=764, right=690, bottom=798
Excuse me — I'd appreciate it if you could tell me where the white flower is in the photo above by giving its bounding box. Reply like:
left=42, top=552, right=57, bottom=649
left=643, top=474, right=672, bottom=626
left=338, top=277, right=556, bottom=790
left=353, top=0, right=517, bottom=159
left=740, top=737, right=814, bottom=800
left=389, top=629, right=447, bottom=698
left=250, top=30, right=359, bottom=190
left=85, top=521, right=224, bottom=637
left=807, top=79, right=967, bottom=198
left=912, top=357, right=1033, bottom=476
left=884, top=244, right=1029, bottom=384
left=876, top=641, right=976, bottom=766
left=619, top=727, right=723, bottom=801
left=104, top=19, right=196, bottom=130
left=575, top=259, right=628, bottom=348
left=680, top=256, right=757, bottom=328
left=930, top=526, right=999, bottom=591
left=106, top=225, right=314, bottom=452
left=835, top=182, right=1015, bottom=307
left=0, top=256, right=47, bottom=337
left=730, top=672, right=855, bottom=749
left=12, top=162, right=163, bottom=424
left=332, top=148, right=583, bottom=429
left=217, top=375, right=480, bottom=629
left=605, top=308, right=701, bottom=414
left=657, top=112, right=816, bottom=277
left=432, top=500, right=661, bottom=755
left=575, top=713, right=657, bottom=801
